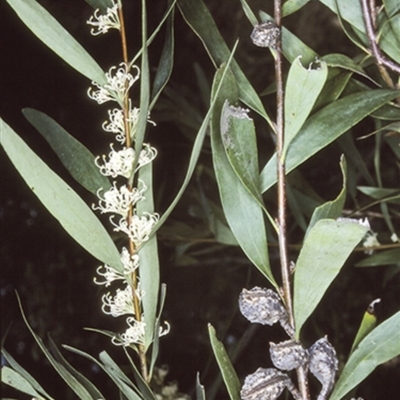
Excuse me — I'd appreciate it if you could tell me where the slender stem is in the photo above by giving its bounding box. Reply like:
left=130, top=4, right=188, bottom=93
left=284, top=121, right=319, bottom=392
left=273, top=1, right=309, bottom=398
left=118, top=1, right=149, bottom=382
left=360, top=0, right=400, bottom=85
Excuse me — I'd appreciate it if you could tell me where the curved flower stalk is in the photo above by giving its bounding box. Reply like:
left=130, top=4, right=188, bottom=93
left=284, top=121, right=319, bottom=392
left=87, top=0, right=166, bottom=380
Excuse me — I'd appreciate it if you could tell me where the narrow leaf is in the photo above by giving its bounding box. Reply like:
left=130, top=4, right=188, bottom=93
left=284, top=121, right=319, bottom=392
left=350, top=299, right=380, bottom=354
left=137, top=163, right=159, bottom=350
left=150, top=1, right=175, bottom=109
left=294, top=219, right=370, bottom=337
left=2, top=348, right=55, bottom=400
left=282, top=0, right=312, bottom=17
left=260, top=90, right=400, bottom=193
left=356, top=248, right=400, bottom=267
left=0, top=119, right=122, bottom=272
left=1, top=367, right=42, bottom=398
left=6, top=0, right=105, bottom=84
left=177, top=0, right=274, bottom=127
left=211, top=66, right=276, bottom=288
left=23, top=108, right=110, bottom=196
left=329, top=311, right=400, bottom=400
left=284, top=56, right=328, bottom=158
left=208, top=325, right=241, bottom=400
left=196, top=373, right=206, bottom=400
left=307, top=156, right=347, bottom=236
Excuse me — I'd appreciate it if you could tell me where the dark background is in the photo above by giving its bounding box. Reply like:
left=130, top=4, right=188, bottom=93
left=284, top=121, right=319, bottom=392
left=1, top=0, right=399, bottom=399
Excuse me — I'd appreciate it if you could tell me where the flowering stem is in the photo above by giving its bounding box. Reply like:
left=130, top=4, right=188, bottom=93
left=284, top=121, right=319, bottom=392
left=273, top=0, right=309, bottom=398
left=118, top=1, right=149, bottom=381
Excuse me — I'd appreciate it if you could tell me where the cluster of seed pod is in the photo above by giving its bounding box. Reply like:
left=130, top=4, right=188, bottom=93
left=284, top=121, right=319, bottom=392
left=239, top=287, right=338, bottom=400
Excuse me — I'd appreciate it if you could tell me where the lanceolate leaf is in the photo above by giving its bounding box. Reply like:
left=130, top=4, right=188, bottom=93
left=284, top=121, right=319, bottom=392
left=1, top=367, right=42, bottom=398
left=6, top=0, right=105, bottom=84
left=294, top=219, right=369, bottom=337
left=307, top=156, right=347, bottom=236
left=177, top=0, right=273, bottom=128
left=260, top=90, right=400, bottom=193
left=137, top=162, right=159, bottom=350
left=329, top=311, right=400, bottom=400
left=23, top=108, right=110, bottom=196
left=284, top=56, right=328, bottom=158
left=0, top=119, right=123, bottom=272
left=208, top=325, right=241, bottom=400
left=211, top=66, right=276, bottom=288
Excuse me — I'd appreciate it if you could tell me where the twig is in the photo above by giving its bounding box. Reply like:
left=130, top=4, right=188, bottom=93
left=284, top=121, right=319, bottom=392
left=360, top=0, right=400, bottom=87
left=273, top=1, right=309, bottom=398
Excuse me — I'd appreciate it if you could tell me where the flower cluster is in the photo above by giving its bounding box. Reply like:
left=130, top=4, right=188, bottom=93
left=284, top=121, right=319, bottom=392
left=87, top=2, right=168, bottom=348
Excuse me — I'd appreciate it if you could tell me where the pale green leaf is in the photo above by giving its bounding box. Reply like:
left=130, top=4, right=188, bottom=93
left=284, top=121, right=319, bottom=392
left=329, top=311, right=400, bottom=400
left=208, top=325, right=241, bottom=400
left=137, top=162, right=159, bottom=351
left=238, top=0, right=258, bottom=26
left=178, top=0, right=274, bottom=128
left=1, top=367, right=43, bottom=398
left=211, top=66, right=276, bottom=288
left=1, top=348, right=54, bottom=400
left=294, top=219, right=370, bottom=337
left=356, top=248, right=400, bottom=267
left=284, top=56, right=328, bottom=158
left=6, top=0, right=105, bottom=84
left=0, top=119, right=122, bottom=272
left=307, top=156, right=347, bottom=236
left=260, top=90, right=400, bottom=193
left=196, top=373, right=206, bottom=400
left=383, top=0, right=400, bottom=17
left=23, top=108, right=110, bottom=196
left=150, top=1, right=175, bottom=109
left=282, top=0, right=312, bottom=17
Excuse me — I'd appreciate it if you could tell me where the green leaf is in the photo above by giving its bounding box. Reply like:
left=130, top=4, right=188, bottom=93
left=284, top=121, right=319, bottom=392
left=383, top=0, right=400, bottom=17
left=150, top=1, right=175, bottom=109
left=259, top=11, right=318, bottom=65
left=208, top=325, right=241, bottom=400
left=210, top=66, right=276, bottom=288
left=238, top=0, right=258, bottom=26
left=0, top=119, right=122, bottom=272
left=318, top=0, right=400, bottom=63
left=196, top=373, right=206, bottom=400
left=294, top=219, right=370, bottom=337
left=177, top=0, right=274, bottom=128
left=329, top=311, right=400, bottom=400
left=284, top=56, right=328, bottom=159
left=260, top=90, right=400, bottom=193
left=23, top=108, right=110, bottom=196
left=1, top=348, right=54, bottom=400
left=99, top=352, right=144, bottom=400
left=64, top=346, right=143, bottom=400
left=84, top=0, right=113, bottom=12
left=350, top=299, right=380, bottom=354
left=6, top=0, right=105, bottom=84
left=282, top=0, right=312, bottom=17
left=137, top=162, right=160, bottom=351
left=47, top=337, right=104, bottom=400
left=357, top=186, right=400, bottom=202
left=307, top=156, right=347, bottom=236
left=1, top=367, right=43, bottom=398
left=155, top=42, right=239, bottom=230
left=15, top=295, right=94, bottom=400
left=356, top=248, right=400, bottom=267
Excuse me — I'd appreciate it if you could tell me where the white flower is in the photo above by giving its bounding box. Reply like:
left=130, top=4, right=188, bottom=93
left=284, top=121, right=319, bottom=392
left=112, top=316, right=146, bottom=346
left=138, top=143, right=158, bottom=169
left=87, top=1, right=121, bottom=36
left=94, top=247, right=140, bottom=287
left=110, top=212, right=159, bottom=248
left=93, top=181, right=146, bottom=217
left=362, top=231, right=380, bottom=255
left=88, top=63, right=140, bottom=105
left=95, top=144, right=135, bottom=178
left=94, top=264, right=124, bottom=287
left=102, top=105, right=141, bottom=144
left=159, top=321, right=171, bottom=337
left=102, top=283, right=144, bottom=317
